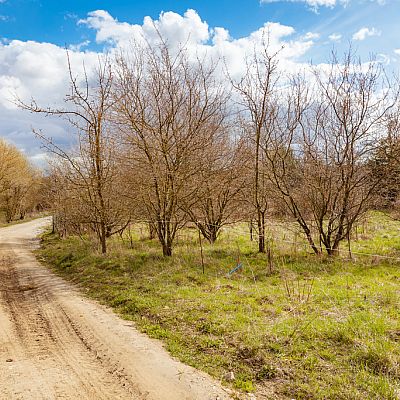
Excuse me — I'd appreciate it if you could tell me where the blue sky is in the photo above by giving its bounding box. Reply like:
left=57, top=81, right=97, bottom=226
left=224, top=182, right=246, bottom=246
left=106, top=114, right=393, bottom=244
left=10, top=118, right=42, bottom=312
left=1, top=0, right=399, bottom=62
left=0, top=0, right=399, bottom=164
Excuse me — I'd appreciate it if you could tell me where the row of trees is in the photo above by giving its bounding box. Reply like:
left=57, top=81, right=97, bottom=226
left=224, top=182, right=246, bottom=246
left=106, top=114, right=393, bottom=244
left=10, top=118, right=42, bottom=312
left=20, top=38, right=400, bottom=256
left=0, top=139, right=43, bottom=223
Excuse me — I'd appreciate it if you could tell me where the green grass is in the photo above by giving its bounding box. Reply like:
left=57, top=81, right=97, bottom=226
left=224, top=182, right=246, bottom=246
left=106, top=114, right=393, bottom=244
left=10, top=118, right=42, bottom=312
left=37, top=212, right=400, bottom=399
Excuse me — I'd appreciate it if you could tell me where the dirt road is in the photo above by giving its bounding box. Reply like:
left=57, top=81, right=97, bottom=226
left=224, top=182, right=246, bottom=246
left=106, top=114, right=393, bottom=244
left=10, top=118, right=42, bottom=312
left=0, top=218, right=233, bottom=400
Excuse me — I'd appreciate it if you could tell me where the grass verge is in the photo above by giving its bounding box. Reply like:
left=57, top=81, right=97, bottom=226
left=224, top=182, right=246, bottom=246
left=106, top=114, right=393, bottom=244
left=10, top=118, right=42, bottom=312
left=37, top=212, right=400, bottom=399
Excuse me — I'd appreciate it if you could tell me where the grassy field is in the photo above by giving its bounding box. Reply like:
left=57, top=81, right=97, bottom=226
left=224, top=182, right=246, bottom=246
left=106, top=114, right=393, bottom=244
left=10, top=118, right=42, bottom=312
left=37, top=212, right=400, bottom=399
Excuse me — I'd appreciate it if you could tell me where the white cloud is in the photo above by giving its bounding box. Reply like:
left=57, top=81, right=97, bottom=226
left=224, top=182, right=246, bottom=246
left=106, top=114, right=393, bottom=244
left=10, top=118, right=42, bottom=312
left=394, top=49, right=400, bottom=55
left=68, top=40, right=91, bottom=52
left=352, top=27, right=381, bottom=41
left=304, top=32, right=320, bottom=40
left=261, top=0, right=337, bottom=8
left=0, top=40, right=99, bottom=107
left=260, top=0, right=385, bottom=9
left=78, top=8, right=221, bottom=66
left=79, top=10, right=141, bottom=46
left=79, top=9, right=211, bottom=49
left=328, top=33, right=342, bottom=42
left=0, top=39, right=100, bottom=163
left=377, top=53, right=391, bottom=65
left=80, top=9, right=314, bottom=77
left=0, top=9, right=316, bottom=163
left=212, top=27, right=230, bottom=45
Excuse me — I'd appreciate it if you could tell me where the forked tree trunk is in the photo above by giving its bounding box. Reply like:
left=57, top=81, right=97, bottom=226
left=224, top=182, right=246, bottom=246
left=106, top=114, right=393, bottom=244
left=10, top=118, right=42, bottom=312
left=162, top=242, right=172, bottom=257
left=157, top=220, right=174, bottom=257
left=208, top=228, right=218, bottom=244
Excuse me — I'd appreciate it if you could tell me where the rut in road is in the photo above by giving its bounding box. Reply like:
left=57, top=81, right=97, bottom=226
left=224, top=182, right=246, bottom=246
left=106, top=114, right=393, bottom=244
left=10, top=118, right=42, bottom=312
left=0, top=219, right=233, bottom=400
left=0, top=249, right=137, bottom=400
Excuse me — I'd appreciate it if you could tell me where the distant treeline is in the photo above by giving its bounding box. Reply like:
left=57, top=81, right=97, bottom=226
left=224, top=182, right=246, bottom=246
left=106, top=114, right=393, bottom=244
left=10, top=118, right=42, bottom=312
left=0, top=139, right=47, bottom=224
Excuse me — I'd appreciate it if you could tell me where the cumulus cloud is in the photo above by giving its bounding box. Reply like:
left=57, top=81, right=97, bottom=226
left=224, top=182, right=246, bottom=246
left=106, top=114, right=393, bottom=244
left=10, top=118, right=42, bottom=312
left=0, top=40, right=99, bottom=107
left=212, top=27, right=230, bottom=45
left=394, top=49, right=400, bottom=55
left=82, top=10, right=313, bottom=73
left=352, top=27, right=381, bottom=41
left=0, top=9, right=316, bottom=165
left=78, top=8, right=212, bottom=51
left=0, top=39, right=100, bottom=164
left=79, top=10, right=142, bottom=46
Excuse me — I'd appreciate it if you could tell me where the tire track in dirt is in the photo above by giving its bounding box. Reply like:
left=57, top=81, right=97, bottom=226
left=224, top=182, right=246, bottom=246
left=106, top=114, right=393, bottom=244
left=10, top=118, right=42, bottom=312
left=0, top=218, right=234, bottom=400
left=0, top=249, right=136, bottom=400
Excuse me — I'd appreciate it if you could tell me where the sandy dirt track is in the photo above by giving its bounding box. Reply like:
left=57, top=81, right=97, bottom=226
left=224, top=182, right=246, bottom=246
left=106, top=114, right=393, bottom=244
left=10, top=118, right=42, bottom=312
left=0, top=218, right=233, bottom=400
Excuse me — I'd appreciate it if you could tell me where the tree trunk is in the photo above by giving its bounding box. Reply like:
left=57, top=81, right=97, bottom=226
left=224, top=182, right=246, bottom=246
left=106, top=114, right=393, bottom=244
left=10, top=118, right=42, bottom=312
left=162, top=241, right=172, bottom=256
left=208, top=226, right=218, bottom=244
left=300, top=223, right=320, bottom=255
left=196, top=222, right=220, bottom=245
left=157, top=220, right=173, bottom=256
left=328, top=241, right=340, bottom=257
left=257, top=211, right=265, bottom=253
left=100, top=222, right=107, bottom=254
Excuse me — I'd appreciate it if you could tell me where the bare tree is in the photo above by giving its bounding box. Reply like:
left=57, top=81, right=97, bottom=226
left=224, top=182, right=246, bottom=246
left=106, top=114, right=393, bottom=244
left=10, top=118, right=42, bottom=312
left=182, top=131, right=247, bottom=243
left=114, top=39, right=228, bottom=256
left=18, top=56, right=129, bottom=253
left=230, top=40, right=280, bottom=253
left=265, top=51, right=396, bottom=255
